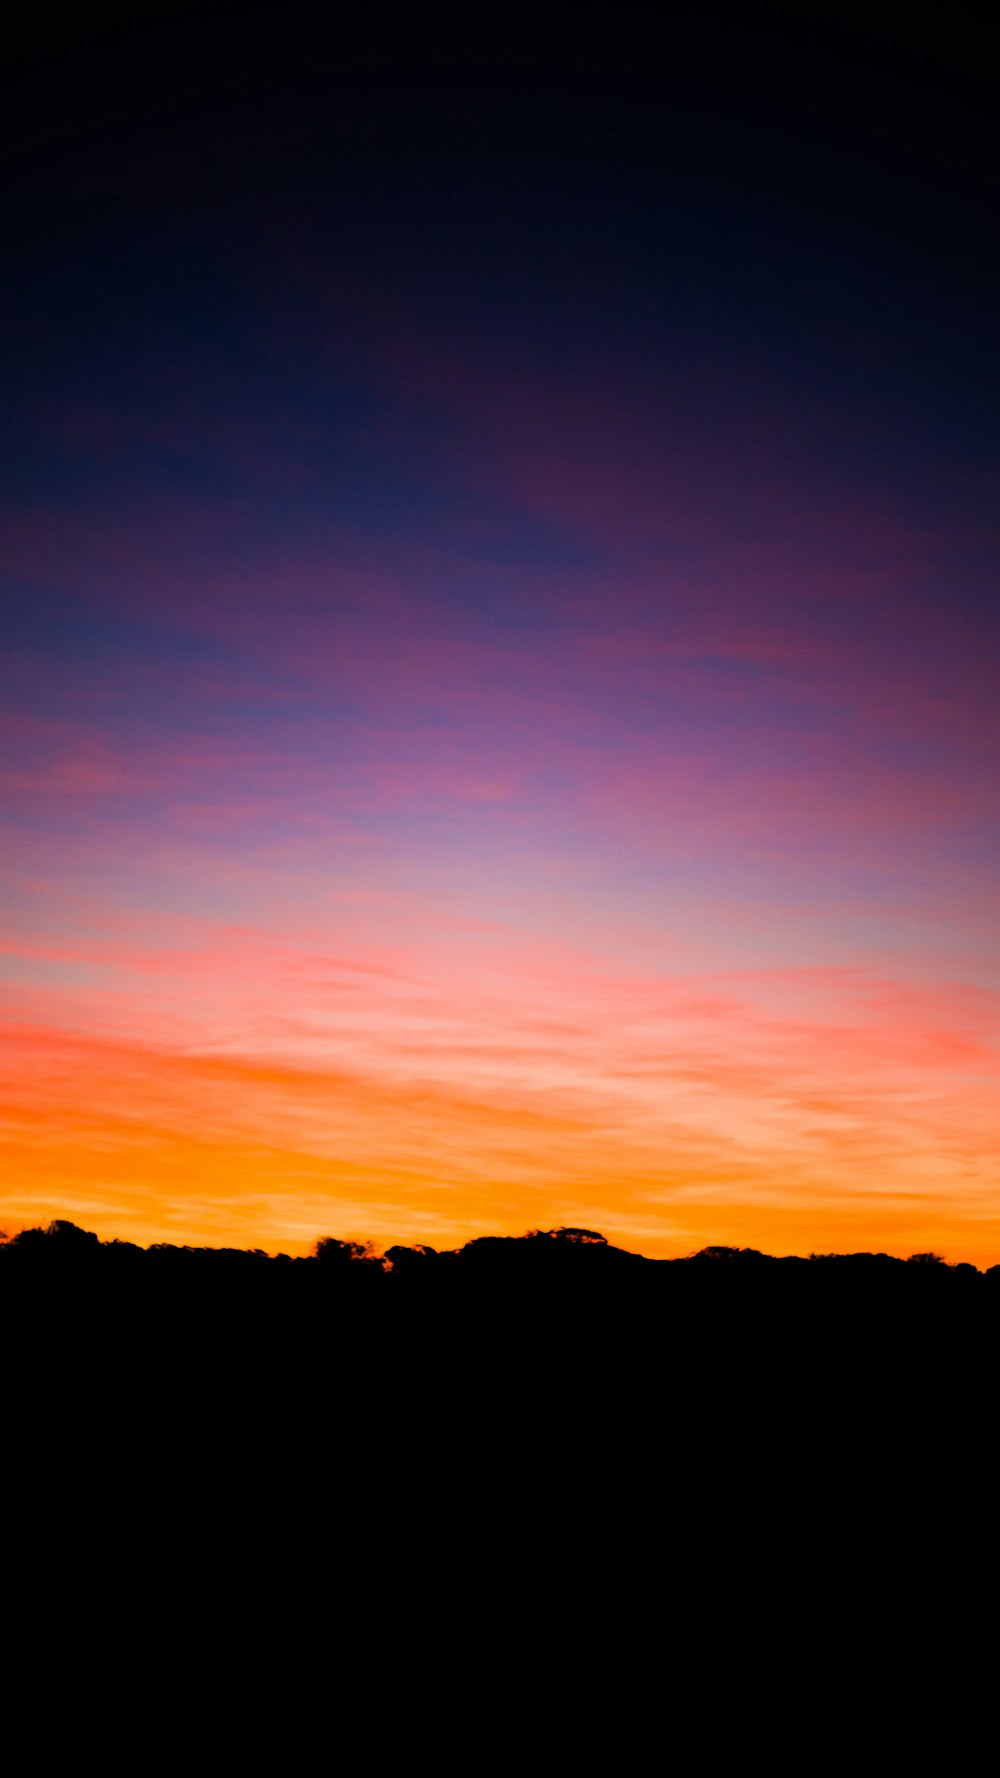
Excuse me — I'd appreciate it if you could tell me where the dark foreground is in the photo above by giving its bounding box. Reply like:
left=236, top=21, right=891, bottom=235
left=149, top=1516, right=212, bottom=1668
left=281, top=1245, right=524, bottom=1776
left=5, top=1219, right=997, bottom=1390
left=5, top=1218, right=994, bottom=1675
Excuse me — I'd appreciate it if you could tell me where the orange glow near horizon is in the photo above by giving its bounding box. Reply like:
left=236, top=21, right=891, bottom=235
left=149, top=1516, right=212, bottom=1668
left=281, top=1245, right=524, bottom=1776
left=3, top=910, right=998, bottom=1263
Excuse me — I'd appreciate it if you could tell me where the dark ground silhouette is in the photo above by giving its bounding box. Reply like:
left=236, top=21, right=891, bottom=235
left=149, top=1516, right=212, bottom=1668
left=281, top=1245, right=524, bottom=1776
left=4, top=1219, right=996, bottom=1374
left=5, top=1217, right=995, bottom=1570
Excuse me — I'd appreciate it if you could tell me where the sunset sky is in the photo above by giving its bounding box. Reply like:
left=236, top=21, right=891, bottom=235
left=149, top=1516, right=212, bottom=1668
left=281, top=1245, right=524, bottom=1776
left=2, top=6, right=998, bottom=1258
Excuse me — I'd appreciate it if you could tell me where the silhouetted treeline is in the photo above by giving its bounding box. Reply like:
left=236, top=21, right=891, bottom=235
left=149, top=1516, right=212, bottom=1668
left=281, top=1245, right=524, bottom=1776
left=3, top=1216, right=997, bottom=1292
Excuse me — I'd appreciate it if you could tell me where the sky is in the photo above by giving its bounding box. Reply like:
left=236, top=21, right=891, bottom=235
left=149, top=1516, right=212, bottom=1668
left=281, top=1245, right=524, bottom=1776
left=2, top=4, right=999, bottom=1257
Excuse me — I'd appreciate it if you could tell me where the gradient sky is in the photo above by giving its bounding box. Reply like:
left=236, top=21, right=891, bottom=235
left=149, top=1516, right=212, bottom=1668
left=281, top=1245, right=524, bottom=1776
left=2, top=6, right=999, bottom=1257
